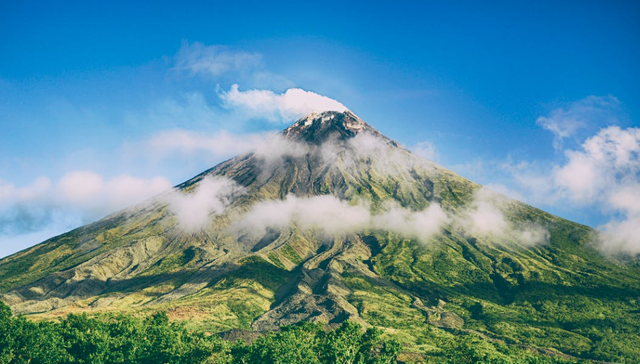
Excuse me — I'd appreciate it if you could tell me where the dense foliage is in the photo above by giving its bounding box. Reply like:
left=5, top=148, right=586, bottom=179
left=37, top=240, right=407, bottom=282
left=0, top=301, right=595, bottom=364
left=0, top=302, right=401, bottom=364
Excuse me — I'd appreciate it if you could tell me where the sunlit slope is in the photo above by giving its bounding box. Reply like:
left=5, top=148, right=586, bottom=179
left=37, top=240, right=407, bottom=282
left=1, top=111, right=639, bottom=361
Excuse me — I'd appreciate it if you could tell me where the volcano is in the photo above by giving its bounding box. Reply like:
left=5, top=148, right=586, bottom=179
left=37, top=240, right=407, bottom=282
left=1, top=111, right=639, bottom=361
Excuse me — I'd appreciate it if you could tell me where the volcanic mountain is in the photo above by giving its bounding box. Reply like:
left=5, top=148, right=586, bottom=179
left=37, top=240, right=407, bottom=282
left=1, top=111, right=639, bottom=361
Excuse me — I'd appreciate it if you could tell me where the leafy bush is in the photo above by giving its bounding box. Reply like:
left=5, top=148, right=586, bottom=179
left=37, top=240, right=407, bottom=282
left=0, top=302, right=400, bottom=364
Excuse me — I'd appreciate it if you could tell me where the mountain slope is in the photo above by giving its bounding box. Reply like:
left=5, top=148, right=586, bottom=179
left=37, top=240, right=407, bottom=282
left=1, top=111, right=639, bottom=362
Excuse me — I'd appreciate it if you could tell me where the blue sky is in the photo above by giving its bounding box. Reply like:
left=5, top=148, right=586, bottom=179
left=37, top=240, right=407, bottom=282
left=1, top=0, right=639, bottom=257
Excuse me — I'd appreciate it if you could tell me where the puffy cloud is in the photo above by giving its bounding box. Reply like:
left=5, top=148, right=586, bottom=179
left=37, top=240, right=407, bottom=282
left=234, top=195, right=371, bottom=238
left=233, top=189, right=546, bottom=248
left=253, top=134, right=308, bottom=167
left=551, top=126, right=640, bottom=254
left=0, top=172, right=171, bottom=219
left=469, top=123, right=640, bottom=254
left=553, top=126, right=640, bottom=203
left=372, top=201, right=449, bottom=241
left=233, top=194, right=448, bottom=243
left=0, top=172, right=172, bottom=257
left=447, top=95, right=640, bottom=254
left=220, top=84, right=348, bottom=123
left=536, top=95, right=621, bottom=150
left=137, top=127, right=547, bottom=249
left=599, top=215, right=640, bottom=255
left=164, top=176, right=245, bottom=232
left=495, top=160, right=560, bottom=206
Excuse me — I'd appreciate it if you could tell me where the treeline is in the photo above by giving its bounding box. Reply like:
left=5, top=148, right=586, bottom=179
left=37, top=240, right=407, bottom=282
left=0, top=302, right=400, bottom=364
left=0, top=301, right=586, bottom=364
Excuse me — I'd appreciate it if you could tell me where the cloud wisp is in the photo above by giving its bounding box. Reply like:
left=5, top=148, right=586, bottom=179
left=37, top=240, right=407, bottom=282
left=410, top=141, right=440, bottom=162
left=136, top=128, right=308, bottom=170
left=454, top=188, right=549, bottom=246
left=173, top=41, right=263, bottom=79
left=334, top=132, right=438, bottom=178
left=536, top=95, right=621, bottom=150
left=231, top=194, right=449, bottom=243
left=172, top=41, right=293, bottom=89
left=164, top=176, right=245, bottom=232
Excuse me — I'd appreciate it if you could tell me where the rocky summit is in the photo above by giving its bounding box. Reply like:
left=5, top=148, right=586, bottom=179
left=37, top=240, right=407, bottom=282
left=1, top=111, right=639, bottom=361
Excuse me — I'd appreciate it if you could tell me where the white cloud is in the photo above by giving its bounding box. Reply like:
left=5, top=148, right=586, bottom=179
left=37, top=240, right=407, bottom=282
left=0, top=172, right=172, bottom=216
left=233, top=194, right=448, bottom=243
left=553, top=126, right=640, bottom=204
left=0, top=172, right=172, bottom=256
left=169, top=42, right=348, bottom=125
left=253, top=134, right=308, bottom=166
left=234, top=195, right=371, bottom=238
left=339, top=132, right=433, bottom=177
left=536, top=95, right=620, bottom=150
left=410, top=141, right=439, bottom=162
left=551, top=126, right=640, bottom=254
left=498, top=160, right=560, bottom=206
left=480, top=123, right=640, bottom=254
left=455, top=188, right=549, bottom=246
left=465, top=190, right=509, bottom=236
left=164, top=176, right=245, bottom=232
left=599, top=215, right=640, bottom=255
left=372, top=201, right=449, bottom=241
left=220, top=84, right=348, bottom=123
left=233, top=188, right=547, bottom=248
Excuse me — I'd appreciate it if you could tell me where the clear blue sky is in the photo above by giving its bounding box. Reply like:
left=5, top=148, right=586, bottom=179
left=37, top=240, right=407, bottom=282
left=1, top=0, right=639, bottom=257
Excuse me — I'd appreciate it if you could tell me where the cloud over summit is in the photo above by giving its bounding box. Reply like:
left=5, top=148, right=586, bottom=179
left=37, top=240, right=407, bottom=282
left=220, top=85, right=348, bottom=123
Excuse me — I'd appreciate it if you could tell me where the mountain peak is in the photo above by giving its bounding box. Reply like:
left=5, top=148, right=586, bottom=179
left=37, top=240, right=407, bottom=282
left=2, top=106, right=638, bottom=362
left=283, top=110, right=383, bottom=144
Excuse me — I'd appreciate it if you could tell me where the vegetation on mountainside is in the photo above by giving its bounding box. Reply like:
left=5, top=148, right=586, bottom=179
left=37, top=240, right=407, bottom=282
left=0, top=301, right=402, bottom=364
left=357, top=230, right=640, bottom=363
left=0, top=301, right=587, bottom=364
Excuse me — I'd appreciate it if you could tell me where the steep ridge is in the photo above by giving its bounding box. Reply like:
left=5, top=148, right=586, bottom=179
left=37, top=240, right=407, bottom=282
left=1, top=111, right=639, bottom=361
